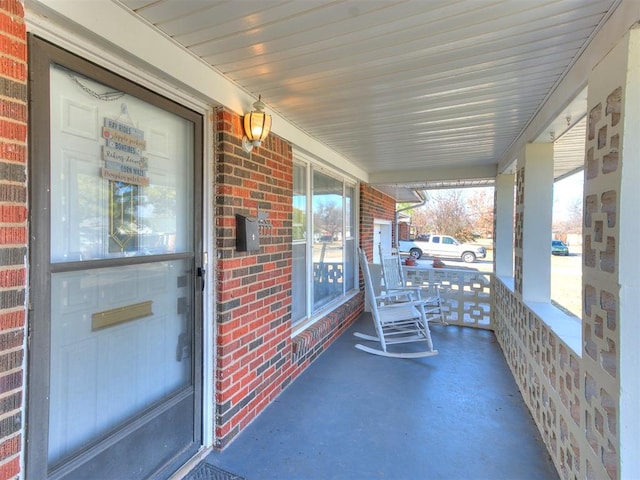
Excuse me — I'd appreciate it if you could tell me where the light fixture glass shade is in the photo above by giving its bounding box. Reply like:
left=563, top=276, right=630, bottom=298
left=243, top=96, right=272, bottom=148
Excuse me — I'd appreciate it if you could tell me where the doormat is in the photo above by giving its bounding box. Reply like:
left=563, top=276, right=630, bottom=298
left=183, top=462, right=245, bottom=480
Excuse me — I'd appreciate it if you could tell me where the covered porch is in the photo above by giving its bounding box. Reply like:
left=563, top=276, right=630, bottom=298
left=1, top=1, right=638, bottom=479
left=203, top=312, right=558, bottom=479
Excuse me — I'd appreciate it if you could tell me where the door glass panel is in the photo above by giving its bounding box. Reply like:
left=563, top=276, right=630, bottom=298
left=48, top=259, right=193, bottom=465
left=50, top=65, right=193, bottom=262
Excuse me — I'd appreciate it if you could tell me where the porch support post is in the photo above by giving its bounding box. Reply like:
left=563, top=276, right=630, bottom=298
left=586, top=26, right=640, bottom=480
left=494, top=173, right=515, bottom=279
left=519, top=143, right=554, bottom=303
left=618, top=30, right=640, bottom=480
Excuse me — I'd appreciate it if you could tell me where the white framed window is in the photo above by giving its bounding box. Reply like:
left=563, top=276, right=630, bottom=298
left=292, top=159, right=358, bottom=325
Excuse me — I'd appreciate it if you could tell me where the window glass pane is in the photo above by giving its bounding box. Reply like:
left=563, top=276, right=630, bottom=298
left=312, top=171, right=343, bottom=310
left=291, top=243, right=307, bottom=322
left=345, top=184, right=354, bottom=239
left=293, top=164, right=307, bottom=241
left=344, top=238, right=355, bottom=292
left=344, top=185, right=355, bottom=291
left=292, top=164, right=308, bottom=324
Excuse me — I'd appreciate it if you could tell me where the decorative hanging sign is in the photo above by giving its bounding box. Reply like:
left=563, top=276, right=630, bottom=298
left=101, top=105, right=150, bottom=253
left=101, top=117, right=149, bottom=186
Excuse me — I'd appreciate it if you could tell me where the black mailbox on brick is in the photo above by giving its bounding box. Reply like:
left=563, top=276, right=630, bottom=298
left=236, top=214, right=260, bottom=252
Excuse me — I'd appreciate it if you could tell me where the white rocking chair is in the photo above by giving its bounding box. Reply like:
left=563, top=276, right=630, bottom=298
left=355, top=248, right=438, bottom=358
left=378, top=245, right=446, bottom=325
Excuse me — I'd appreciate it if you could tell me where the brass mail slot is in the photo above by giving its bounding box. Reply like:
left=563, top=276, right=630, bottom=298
left=92, top=300, right=153, bottom=331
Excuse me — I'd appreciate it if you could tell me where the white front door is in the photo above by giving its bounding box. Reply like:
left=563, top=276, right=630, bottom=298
left=27, top=38, right=203, bottom=480
left=373, top=220, right=392, bottom=263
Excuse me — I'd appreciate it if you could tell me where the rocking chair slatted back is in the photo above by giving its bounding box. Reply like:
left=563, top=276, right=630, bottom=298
left=378, top=244, right=446, bottom=325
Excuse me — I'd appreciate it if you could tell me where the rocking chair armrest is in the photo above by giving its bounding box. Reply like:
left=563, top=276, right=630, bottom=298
left=388, top=286, right=421, bottom=292
left=374, top=292, right=408, bottom=302
left=383, top=286, right=422, bottom=297
left=375, top=289, right=421, bottom=302
left=377, top=298, right=430, bottom=310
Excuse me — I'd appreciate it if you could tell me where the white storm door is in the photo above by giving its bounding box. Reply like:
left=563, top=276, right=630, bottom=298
left=27, top=38, right=203, bottom=480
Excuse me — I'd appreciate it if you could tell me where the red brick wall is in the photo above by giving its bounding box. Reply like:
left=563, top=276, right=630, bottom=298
left=213, top=108, right=372, bottom=449
left=214, top=108, right=295, bottom=447
left=359, top=183, right=396, bottom=261
left=0, top=2, right=26, bottom=479
left=398, top=222, right=410, bottom=241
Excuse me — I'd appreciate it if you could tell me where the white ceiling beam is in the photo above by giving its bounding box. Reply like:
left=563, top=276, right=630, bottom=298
left=369, top=164, right=497, bottom=185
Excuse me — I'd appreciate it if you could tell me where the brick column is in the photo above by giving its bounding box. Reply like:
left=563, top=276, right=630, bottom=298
left=0, top=1, right=26, bottom=479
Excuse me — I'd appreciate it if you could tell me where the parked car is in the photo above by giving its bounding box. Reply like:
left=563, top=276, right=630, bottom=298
left=551, top=240, right=569, bottom=256
left=398, top=234, right=486, bottom=263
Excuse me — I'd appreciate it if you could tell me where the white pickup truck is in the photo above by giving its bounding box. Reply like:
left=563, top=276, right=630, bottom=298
left=398, top=234, right=486, bottom=263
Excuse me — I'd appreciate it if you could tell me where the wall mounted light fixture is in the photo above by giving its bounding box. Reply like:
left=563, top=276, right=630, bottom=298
left=242, top=95, right=272, bottom=153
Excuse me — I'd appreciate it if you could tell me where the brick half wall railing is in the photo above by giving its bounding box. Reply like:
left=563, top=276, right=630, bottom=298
left=403, top=266, right=493, bottom=329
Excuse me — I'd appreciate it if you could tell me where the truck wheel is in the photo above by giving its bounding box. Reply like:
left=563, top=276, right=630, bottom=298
left=462, top=252, right=476, bottom=263
left=409, top=248, right=422, bottom=259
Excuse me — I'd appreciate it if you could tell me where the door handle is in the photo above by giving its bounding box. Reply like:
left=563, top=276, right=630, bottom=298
left=197, top=267, right=205, bottom=291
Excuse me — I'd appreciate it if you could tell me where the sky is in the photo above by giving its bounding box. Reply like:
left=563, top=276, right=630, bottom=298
left=426, top=169, right=584, bottom=223
left=455, top=171, right=584, bottom=221
left=553, top=171, right=583, bottom=221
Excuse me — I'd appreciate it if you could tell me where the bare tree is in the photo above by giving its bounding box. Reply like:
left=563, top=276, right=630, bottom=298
left=425, top=190, right=475, bottom=242
left=405, top=188, right=494, bottom=242
left=407, top=206, right=430, bottom=237
left=566, top=197, right=583, bottom=233
left=466, top=189, right=494, bottom=238
left=313, top=201, right=342, bottom=240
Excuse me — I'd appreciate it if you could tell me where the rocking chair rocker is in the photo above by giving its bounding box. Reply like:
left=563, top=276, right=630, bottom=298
left=355, top=248, right=438, bottom=358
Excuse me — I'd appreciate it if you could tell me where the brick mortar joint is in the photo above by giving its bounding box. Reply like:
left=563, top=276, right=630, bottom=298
left=0, top=306, right=25, bottom=313
left=0, top=57, right=27, bottom=75
left=0, top=344, right=23, bottom=355
left=0, top=285, right=26, bottom=292
left=0, top=221, right=27, bottom=227
left=0, top=430, right=20, bottom=443
left=0, top=402, right=22, bottom=422
left=0, top=25, right=26, bottom=37
left=0, top=453, right=21, bottom=469
left=0, top=96, right=27, bottom=109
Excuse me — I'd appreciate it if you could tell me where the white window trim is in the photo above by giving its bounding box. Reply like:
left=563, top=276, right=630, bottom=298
left=291, top=153, right=359, bottom=333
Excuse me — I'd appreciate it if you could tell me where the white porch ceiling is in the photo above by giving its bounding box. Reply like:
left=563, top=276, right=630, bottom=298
left=118, top=0, right=619, bottom=195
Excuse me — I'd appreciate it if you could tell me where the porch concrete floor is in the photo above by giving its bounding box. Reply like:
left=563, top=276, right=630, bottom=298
left=206, top=313, right=559, bottom=480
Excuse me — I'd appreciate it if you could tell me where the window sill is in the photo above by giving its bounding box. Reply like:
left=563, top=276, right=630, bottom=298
left=291, top=290, right=360, bottom=338
left=526, top=301, right=582, bottom=356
